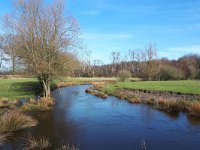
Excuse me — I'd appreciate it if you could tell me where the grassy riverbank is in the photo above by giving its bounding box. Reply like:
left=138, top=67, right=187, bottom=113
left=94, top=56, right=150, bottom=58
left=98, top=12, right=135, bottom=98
left=0, top=77, right=116, bottom=100
left=1, top=78, right=200, bottom=101
left=102, top=80, right=200, bottom=95
left=100, top=80, right=200, bottom=117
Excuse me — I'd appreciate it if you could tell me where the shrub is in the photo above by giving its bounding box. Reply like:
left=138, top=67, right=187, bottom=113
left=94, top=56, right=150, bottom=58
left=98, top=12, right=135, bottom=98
left=0, top=110, right=38, bottom=133
left=117, top=70, right=131, bottom=82
left=158, top=65, right=184, bottom=80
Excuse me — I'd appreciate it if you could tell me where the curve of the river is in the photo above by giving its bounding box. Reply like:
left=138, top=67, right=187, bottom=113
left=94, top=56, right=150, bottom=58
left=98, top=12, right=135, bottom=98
left=3, top=85, right=200, bottom=150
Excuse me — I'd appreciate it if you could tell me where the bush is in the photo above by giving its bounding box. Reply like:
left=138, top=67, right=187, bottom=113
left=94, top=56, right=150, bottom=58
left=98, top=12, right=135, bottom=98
left=117, top=70, right=131, bottom=82
left=158, top=65, right=184, bottom=80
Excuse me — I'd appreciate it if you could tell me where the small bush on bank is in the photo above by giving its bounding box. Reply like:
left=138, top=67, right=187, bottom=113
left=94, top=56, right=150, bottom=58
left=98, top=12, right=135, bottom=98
left=0, top=110, right=38, bottom=133
left=117, top=70, right=131, bottom=82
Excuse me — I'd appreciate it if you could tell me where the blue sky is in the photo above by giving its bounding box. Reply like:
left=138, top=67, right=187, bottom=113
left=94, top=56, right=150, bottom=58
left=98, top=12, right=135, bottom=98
left=1, top=0, right=200, bottom=64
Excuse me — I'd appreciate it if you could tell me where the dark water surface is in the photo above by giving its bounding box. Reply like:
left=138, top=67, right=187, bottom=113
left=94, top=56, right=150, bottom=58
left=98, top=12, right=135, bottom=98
left=2, top=85, right=200, bottom=150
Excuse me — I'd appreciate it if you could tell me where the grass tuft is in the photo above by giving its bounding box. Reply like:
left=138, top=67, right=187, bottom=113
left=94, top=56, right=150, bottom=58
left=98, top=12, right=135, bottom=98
left=20, top=97, right=55, bottom=112
left=0, top=133, right=11, bottom=146
left=24, top=135, right=51, bottom=150
left=187, top=102, right=200, bottom=117
left=56, top=144, right=79, bottom=150
left=0, top=110, right=38, bottom=133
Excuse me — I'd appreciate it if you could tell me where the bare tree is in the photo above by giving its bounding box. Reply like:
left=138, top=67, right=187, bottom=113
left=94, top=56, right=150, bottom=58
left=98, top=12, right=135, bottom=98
left=0, top=35, right=9, bottom=71
left=110, top=51, right=120, bottom=76
left=1, top=34, right=19, bottom=74
left=140, top=43, right=159, bottom=81
left=4, top=0, right=79, bottom=97
left=92, top=59, right=103, bottom=77
left=0, top=36, right=4, bottom=69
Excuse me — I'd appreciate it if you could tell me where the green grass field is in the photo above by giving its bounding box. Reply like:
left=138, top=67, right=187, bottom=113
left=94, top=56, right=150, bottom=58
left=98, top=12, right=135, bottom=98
left=1, top=78, right=200, bottom=100
left=0, top=78, right=39, bottom=100
left=0, top=77, right=116, bottom=100
left=103, top=80, right=200, bottom=95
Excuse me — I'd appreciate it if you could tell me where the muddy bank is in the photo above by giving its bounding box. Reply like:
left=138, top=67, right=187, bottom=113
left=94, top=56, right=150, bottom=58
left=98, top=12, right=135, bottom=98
left=56, top=80, right=115, bottom=89
left=117, top=89, right=200, bottom=102
left=85, top=85, right=200, bottom=117
left=85, top=88, right=108, bottom=99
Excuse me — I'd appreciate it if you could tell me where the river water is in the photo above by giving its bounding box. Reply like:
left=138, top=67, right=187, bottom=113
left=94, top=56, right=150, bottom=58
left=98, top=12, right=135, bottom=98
left=2, top=85, right=200, bottom=150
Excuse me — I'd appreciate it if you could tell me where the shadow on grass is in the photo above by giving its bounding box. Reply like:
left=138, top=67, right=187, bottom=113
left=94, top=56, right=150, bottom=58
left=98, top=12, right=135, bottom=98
left=10, top=81, right=42, bottom=96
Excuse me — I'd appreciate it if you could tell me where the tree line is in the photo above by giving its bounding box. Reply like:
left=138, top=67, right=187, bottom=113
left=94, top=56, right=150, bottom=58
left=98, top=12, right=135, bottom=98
left=76, top=44, right=200, bottom=81
left=0, top=0, right=199, bottom=97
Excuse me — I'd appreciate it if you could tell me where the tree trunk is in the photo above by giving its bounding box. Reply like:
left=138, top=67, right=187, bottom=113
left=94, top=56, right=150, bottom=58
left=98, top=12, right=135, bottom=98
left=149, top=77, right=152, bottom=81
left=42, top=79, right=51, bottom=97
left=12, top=56, right=15, bottom=75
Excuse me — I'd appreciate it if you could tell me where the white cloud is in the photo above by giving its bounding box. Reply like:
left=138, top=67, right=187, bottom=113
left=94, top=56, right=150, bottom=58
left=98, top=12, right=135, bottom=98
left=81, top=10, right=100, bottom=16
left=159, top=45, right=200, bottom=59
left=82, top=32, right=133, bottom=41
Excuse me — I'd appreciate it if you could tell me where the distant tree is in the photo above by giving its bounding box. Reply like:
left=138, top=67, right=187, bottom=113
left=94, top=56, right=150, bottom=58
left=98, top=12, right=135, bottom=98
left=92, top=59, right=103, bottom=77
left=128, top=49, right=141, bottom=76
left=4, top=0, right=80, bottom=97
left=1, top=34, right=19, bottom=74
left=178, top=54, right=199, bottom=79
left=110, top=51, right=121, bottom=76
left=0, top=36, right=5, bottom=69
left=0, top=35, right=9, bottom=70
left=140, top=43, right=159, bottom=81
left=158, top=64, right=184, bottom=80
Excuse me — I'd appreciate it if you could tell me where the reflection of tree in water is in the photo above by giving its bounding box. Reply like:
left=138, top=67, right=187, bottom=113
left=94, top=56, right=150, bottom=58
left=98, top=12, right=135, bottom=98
left=140, top=104, right=154, bottom=125
left=187, top=115, right=200, bottom=126
left=162, top=111, right=180, bottom=120
left=3, top=88, right=80, bottom=149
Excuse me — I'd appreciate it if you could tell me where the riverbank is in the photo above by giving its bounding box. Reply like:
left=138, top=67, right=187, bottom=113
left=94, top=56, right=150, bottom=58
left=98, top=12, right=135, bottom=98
left=0, top=77, right=116, bottom=114
left=92, top=80, right=200, bottom=117
left=0, top=77, right=116, bottom=101
left=102, top=80, right=200, bottom=95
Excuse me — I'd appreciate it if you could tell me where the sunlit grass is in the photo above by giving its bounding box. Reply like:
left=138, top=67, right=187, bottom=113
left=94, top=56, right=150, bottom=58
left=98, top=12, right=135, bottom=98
left=0, top=78, right=39, bottom=100
left=103, top=80, right=200, bottom=95
left=101, top=80, right=200, bottom=117
left=0, top=77, right=117, bottom=100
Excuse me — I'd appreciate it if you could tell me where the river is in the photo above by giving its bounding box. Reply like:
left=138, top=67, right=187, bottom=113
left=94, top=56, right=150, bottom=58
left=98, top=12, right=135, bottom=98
left=2, top=85, right=200, bottom=150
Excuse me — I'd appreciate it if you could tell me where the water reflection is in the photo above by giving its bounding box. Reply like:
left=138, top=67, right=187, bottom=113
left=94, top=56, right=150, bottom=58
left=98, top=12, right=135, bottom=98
left=2, top=85, right=200, bottom=150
